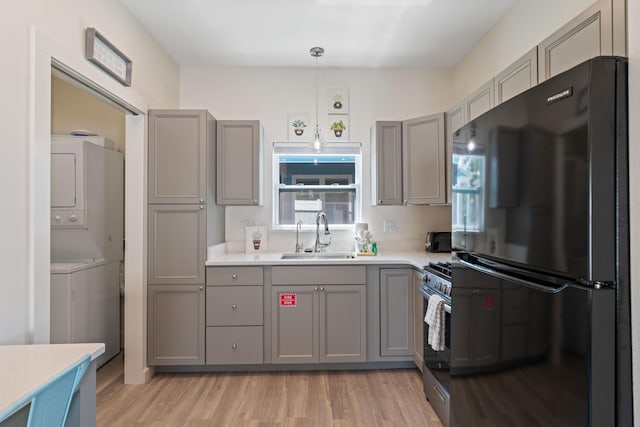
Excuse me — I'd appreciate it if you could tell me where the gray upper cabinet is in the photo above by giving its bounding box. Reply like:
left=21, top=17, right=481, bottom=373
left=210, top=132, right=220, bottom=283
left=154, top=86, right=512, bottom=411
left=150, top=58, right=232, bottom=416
left=147, top=204, right=206, bottom=285
left=371, top=121, right=403, bottom=205
left=445, top=103, right=464, bottom=204
left=217, top=120, right=262, bottom=205
left=148, top=284, right=205, bottom=366
left=464, top=80, right=494, bottom=123
left=538, top=0, right=613, bottom=82
left=402, top=113, right=446, bottom=205
left=380, top=268, right=413, bottom=357
left=148, top=110, right=209, bottom=204
left=494, top=47, right=538, bottom=105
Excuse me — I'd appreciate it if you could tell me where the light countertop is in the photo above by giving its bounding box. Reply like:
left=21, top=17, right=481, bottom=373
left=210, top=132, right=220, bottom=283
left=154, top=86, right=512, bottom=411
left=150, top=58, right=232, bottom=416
left=0, top=343, right=104, bottom=418
left=206, top=250, right=452, bottom=269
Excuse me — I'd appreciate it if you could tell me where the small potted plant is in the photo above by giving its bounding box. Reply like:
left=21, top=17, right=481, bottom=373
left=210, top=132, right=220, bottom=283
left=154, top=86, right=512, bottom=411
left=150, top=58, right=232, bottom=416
left=332, top=93, right=344, bottom=109
left=330, top=120, right=346, bottom=137
left=252, top=230, right=262, bottom=250
left=291, top=119, right=307, bottom=136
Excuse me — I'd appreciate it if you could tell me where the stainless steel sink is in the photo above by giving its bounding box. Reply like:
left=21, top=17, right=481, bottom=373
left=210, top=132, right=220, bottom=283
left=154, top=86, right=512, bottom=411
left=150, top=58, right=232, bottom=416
left=280, top=252, right=355, bottom=260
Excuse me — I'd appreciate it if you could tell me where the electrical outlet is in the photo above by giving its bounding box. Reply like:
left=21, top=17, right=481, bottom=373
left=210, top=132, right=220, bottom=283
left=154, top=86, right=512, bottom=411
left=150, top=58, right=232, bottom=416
left=384, top=220, right=398, bottom=233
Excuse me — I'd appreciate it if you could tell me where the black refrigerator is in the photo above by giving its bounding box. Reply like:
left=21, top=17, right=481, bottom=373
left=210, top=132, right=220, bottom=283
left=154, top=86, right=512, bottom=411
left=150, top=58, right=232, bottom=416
left=450, top=56, right=631, bottom=426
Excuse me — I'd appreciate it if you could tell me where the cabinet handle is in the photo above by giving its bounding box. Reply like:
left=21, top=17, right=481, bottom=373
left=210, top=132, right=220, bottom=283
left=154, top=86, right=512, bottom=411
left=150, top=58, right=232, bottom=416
left=378, top=200, right=383, bottom=204
left=200, top=198, right=204, bottom=203
left=199, top=286, right=204, bottom=290
left=232, top=274, right=238, bottom=279
left=253, top=200, right=257, bottom=203
left=314, top=286, right=318, bottom=291
left=320, top=286, right=325, bottom=291
left=232, top=343, right=237, bottom=350
left=232, top=304, right=238, bottom=310
left=200, top=205, right=204, bottom=210
left=403, top=200, right=407, bottom=205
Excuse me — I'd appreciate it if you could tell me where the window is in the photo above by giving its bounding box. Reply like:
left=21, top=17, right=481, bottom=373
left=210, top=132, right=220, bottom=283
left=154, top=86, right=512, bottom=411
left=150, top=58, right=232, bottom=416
left=452, top=153, right=485, bottom=231
left=273, top=142, right=361, bottom=228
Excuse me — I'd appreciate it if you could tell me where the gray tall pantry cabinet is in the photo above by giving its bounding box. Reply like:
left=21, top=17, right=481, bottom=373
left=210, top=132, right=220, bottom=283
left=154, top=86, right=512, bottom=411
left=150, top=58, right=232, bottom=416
left=147, top=110, right=225, bottom=366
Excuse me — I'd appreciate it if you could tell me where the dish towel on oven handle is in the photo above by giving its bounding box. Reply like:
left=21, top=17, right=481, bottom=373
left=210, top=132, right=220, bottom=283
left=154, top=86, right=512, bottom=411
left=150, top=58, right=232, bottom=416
left=424, top=294, right=446, bottom=351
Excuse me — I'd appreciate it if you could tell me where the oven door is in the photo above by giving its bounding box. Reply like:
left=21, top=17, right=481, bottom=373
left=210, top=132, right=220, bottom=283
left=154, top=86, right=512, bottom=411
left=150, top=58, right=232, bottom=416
left=420, top=286, right=451, bottom=427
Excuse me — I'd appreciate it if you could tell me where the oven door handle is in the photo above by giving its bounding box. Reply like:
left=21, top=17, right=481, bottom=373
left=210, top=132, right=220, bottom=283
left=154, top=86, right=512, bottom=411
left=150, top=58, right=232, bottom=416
left=419, top=287, right=452, bottom=314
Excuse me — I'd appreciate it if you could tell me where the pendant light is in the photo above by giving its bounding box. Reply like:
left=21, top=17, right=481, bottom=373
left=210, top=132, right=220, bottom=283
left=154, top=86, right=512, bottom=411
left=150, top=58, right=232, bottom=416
left=310, top=46, right=325, bottom=151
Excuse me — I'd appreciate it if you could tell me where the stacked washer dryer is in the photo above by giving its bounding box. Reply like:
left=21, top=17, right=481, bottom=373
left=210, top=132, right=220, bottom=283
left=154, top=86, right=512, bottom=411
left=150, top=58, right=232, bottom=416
left=50, top=135, right=123, bottom=368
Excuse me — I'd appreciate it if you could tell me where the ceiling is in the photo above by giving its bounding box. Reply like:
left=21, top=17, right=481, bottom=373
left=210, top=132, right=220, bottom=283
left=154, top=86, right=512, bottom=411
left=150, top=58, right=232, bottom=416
left=118, top=0, right=518, bottom=68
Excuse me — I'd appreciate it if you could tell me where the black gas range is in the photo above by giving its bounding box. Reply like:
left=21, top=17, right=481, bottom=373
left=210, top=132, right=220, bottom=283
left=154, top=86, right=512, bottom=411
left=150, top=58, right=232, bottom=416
left=420, top=261, right=452, bottom=427
left=422, top=261, right=452, bottom=303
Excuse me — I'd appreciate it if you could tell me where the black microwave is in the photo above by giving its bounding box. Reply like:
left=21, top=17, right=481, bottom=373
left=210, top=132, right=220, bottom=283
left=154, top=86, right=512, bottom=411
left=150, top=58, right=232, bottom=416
left=425, top=232, right=451, bottom=253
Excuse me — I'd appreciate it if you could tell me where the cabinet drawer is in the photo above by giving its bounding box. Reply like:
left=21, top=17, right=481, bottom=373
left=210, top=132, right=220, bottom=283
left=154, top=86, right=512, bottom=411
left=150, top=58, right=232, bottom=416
left=206, top=286, right=263, bottom=326
left=206, top=266, right=263, bottom=286
left=272, top=266, right=365, bottom=285
left=206, top=326, right=263, bottom=364
left=423, top=366, right=450, bottom=427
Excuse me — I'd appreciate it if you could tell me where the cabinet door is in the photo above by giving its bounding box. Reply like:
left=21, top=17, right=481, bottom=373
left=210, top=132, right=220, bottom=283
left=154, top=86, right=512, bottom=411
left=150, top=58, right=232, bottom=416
left=217, top=120, right=262, bottom=205
left=538, top=0, right=613, bottom=82
left=148, top=110, right=207, bottom=204
left=271, top=286, right=318, bottom=363
left=380, top=269, right=413, bottom=356
left=402, top=113, right=446, bottom=205
left=445, top=103, right=465, bottom=204
left=148, top=284, right=205, bottom=366
left=464, top=80, right=494, bottom=122
left=319, top=285, right=366, bottom=363
left=494, top=47, right=538, bottom=105
left=372, top=121, right=402, bottom=205
left=413, top=271, right=424, bottom=370
left=148, top=205, right=206, bottom=285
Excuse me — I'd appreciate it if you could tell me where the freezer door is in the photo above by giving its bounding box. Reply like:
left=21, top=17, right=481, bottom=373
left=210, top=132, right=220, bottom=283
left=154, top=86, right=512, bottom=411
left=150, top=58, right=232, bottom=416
left=450, top=259, right=615, bottom=427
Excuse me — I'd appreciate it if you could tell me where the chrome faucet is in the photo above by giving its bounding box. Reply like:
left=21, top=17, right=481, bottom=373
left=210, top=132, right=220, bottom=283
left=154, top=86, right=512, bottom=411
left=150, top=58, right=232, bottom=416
left=314, top=212, right=331, bottom=252
left=295, top=220, right=304, bottom=253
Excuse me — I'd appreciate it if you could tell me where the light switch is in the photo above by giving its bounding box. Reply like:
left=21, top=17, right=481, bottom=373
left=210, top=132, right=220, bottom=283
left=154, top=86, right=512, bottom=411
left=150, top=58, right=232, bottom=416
left=384, top=220, right=398, bottom=233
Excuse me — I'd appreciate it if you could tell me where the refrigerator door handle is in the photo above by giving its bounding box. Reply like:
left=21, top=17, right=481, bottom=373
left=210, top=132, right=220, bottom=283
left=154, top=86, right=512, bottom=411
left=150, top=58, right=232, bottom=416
left=458, top=258, right=569, bottom=294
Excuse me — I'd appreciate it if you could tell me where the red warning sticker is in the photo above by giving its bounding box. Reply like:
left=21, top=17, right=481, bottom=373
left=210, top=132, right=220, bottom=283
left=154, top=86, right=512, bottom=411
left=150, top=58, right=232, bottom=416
left=280, top=293, right=297, bottom=307
left=484, top=295, right=495, bottom=309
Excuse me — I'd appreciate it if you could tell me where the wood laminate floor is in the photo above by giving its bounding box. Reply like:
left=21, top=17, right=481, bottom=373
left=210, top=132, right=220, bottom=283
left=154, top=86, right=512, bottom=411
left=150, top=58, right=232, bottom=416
left=96, top=353, right=443, bottom=426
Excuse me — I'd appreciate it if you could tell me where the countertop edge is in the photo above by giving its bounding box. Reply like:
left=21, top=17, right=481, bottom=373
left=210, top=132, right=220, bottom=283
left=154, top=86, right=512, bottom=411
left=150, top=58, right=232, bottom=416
left=205, top=251, right=451, bottom=269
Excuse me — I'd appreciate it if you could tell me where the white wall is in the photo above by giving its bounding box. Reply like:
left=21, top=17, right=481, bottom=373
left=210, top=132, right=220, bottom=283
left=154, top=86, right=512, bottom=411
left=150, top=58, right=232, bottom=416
left=0, top=0, right=180, bottom=384
left=181, top=67, right=452, bottom=252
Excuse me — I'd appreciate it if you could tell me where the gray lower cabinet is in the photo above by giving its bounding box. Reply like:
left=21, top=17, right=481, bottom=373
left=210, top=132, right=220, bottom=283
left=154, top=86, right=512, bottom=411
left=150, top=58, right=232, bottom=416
left=413, top=270, right=424, bottom=370
left=147, top=204, right=206, bottom=285
left=271, top=284, right=366, bottom=364
left=147, top=284, right=205, bottom=366
left=205, top=266, right=264, bottom=365
left=380, top=268, right=413, bottom=357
